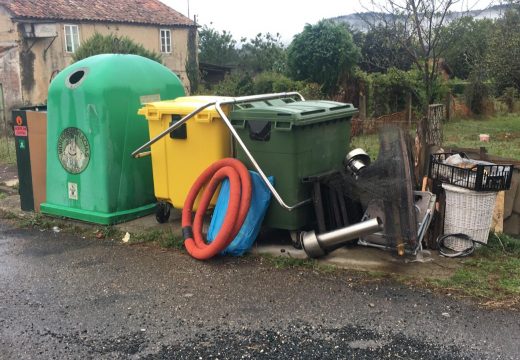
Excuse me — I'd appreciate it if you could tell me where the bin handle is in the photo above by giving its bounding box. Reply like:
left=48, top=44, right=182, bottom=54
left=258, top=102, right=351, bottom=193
left=131, top=92, right=311, bottom=212
left=230, top=119, right=246, bottom=129
left=274, top=121, right=293, bottom=131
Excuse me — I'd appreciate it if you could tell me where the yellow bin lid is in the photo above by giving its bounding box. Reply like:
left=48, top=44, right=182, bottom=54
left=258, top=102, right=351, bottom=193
left=138, top=96, right=233, bottom=122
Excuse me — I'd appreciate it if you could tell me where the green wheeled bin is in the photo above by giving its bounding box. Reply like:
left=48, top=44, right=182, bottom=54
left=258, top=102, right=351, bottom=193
left=230, top=100, right=358, bottom=230
left=40, top=54, right=185, bottom=224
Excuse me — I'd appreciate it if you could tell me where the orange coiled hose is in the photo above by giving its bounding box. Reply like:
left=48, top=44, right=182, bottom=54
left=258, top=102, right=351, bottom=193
left=182, top=158, right=252, bottom=260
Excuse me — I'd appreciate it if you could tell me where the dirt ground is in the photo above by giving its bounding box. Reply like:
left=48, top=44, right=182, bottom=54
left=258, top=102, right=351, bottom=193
left=0, top=164, right=18, bottom=185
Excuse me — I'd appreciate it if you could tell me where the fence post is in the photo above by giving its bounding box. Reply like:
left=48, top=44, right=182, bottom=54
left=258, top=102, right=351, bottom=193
left=427, top=104, right=444, bottom=146
left=359, top=92, right=367, bottom=121
left=406, top=92, right=412, bottom=127
left=445, top=92, right=452, bottom=122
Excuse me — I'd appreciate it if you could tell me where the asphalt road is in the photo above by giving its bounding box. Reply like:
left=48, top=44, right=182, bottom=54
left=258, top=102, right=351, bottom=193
left=0, top=221, right=519, bottom=359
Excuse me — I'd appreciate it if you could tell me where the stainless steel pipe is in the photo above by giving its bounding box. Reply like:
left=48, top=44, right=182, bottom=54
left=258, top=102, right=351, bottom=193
left=302, top=217, right=383, bottom=258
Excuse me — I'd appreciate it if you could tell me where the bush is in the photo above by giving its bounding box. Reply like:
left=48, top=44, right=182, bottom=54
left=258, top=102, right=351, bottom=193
left=355, top=68, right=449, bottom=118
left=449, top=79, right=469, bottom=95
left=211, top=70, right=324, bottom=99
left=211, top=71, right=254, bottom=96
left=297, top=82, right=324, bottom=100
left=72, top=33, right=162, bottom=63
left=252, top=72, right=301, bottom=94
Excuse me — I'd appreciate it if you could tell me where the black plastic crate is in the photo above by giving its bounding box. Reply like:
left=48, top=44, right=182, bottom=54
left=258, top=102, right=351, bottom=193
left=429, top=152, right=514, bottom=191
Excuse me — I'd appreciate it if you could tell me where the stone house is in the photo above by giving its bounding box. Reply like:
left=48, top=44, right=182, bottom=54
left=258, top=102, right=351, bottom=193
left=0, top=0, right=197, bottom=124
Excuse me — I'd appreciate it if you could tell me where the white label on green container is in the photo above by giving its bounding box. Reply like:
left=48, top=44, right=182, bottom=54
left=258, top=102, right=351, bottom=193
left=68, top=182, right=78, bottom=200
left=140, top=94, right=161, bottom=104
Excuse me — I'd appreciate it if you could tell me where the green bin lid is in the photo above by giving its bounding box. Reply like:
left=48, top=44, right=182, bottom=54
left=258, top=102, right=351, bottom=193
left=230, top=99, right=358, bottom=130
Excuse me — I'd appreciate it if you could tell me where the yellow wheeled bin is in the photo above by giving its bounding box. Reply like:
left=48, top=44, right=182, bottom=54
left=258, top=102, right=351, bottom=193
left=138, top=96, right=232, bottom=222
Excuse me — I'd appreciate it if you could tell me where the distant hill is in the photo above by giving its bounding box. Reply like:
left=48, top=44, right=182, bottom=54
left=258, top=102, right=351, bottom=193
left=331, top=4, right=508, bottom=32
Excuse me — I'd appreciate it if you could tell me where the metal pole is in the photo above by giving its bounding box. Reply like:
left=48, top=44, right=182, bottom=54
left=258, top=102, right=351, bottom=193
left=131, top=92, right=310, bottom=211
left=215, top=101, right=310, bottom=212
left=131, top=101, right=217, bottom=158
left=132, top=92, right=304, bottom=158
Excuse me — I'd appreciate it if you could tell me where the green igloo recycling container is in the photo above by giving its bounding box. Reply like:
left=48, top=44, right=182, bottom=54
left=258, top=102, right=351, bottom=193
left=40, top=54, right=185, bottom=224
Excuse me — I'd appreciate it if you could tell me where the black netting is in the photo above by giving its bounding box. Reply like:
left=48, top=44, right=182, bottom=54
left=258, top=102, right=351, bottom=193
left=324, top=127, right=418, bottom=252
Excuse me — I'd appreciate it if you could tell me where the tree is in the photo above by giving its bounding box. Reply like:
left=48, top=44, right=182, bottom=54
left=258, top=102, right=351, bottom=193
left=354, top=25, right=414, bottom=73
left=287, top=20, right=360, bottom=95
left=487, top=5, right=520, bottom=94
left=443, top=17, right=493, bottom=79
left=72, top=33, right=161, bottom=63
left=198, top=25, right=238, bottom=66
left=238, top=33, right=287, bottom=74
left=186, top=27, right=199, bottom=94
left=361, top=0, right=478, bottom=110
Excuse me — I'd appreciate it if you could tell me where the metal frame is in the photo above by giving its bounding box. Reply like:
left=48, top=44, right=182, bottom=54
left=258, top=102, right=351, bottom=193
left=131, top=92, right=311, bottom=211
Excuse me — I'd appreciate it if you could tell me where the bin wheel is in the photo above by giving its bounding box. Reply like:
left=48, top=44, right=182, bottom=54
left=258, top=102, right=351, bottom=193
left=155, top=202, right=171, bottom=223
left=290, top=231, right=303, bottom=249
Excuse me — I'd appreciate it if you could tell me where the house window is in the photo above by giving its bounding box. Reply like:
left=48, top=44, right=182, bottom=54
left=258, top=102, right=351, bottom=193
left=64, top=24, right=80, bottom=53
left=160, top=29, right=171, bottom=53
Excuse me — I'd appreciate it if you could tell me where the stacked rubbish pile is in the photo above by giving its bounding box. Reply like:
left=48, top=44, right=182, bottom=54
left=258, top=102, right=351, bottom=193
left=134, top=93, right=370, bottom=260
left=134, top=92, right=439, bottom=261
left=428, top=152, right=514, bottom=257
left=19, top=54, right=513, bottom=260
left=28, top=54, right=515, bottom=262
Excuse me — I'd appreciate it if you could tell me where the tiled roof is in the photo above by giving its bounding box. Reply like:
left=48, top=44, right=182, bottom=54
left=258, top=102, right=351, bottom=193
left=0, top=0, right=196, bottom=27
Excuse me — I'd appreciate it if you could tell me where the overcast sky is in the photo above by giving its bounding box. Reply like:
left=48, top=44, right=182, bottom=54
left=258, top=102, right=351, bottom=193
left=162, top=0, right=497, bottom=43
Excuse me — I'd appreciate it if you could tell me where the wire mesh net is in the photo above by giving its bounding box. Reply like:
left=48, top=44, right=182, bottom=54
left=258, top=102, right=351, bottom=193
left=323, top=127, right=418, bottom=252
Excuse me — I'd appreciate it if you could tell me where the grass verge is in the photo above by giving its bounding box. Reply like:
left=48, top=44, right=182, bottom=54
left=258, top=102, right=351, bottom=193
left=130, top=228, right=184, bottom=249
left=426, top=233, right=520, bottom=309
left=260, top=253, right=334, bottom=272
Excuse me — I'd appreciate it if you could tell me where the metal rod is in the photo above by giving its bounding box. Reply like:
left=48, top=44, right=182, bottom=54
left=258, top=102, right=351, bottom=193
left=312, top=181, right=327, bottom=234
left=132, top=92, right=304, bottom=158
left=417, top=209, right=432, bottom=243
left=134, top=151, right=151, bottom=158
left=132, top=92, right=311, bottom=211
left=131, top=101, right=216, bottom=158
left=221, top=92, right=305, bottom=104
left=215, top=97, right=311, bottom=211
left=337, top=188, right=349, bottom=227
